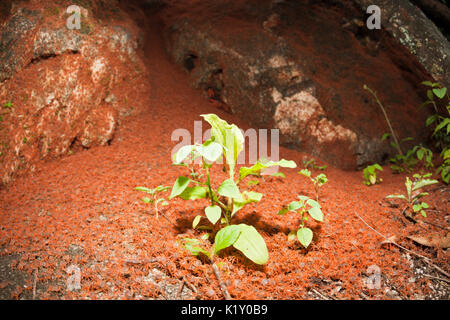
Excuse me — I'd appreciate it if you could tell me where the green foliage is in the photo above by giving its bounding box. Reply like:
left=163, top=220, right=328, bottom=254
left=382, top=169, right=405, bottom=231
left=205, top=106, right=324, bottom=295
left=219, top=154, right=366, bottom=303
left=421, top=82, right=450, bottom=184
left=302, top=158, right=327, bottom=171
left=172, top=114, right=296, bottom=265
left=278, top=195, right=323, bottom=248
left=386, top=175, right=438, bottom=218
left=3, top=101, right=12, bottom=109
left=135, top=185, right=170, bottom=218
left=363, top=164, right=383, bottom=186
left=298, top=169, right=328, bottom=200
left=389, top=144, right=434, bottom=173
left=436, top=147, right=450, bottom=184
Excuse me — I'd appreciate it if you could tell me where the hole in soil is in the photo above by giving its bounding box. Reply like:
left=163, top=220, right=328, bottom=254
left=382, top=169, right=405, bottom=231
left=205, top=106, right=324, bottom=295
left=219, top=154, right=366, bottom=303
left=183, top=53, right=198, bottom=72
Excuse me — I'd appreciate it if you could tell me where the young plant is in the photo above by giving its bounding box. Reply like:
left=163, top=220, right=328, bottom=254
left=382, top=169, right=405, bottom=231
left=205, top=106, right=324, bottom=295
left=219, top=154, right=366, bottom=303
left=363, top=164, right=383, bottom=186
left=386, top=174, right=438, bottom=218
left=436, top=147, right=450, bottom=184
left=171, top=114, right=296, bottom=265
left=421, top=81, right=449, bottom=184
left=278, top=196, right=324, bottom=248
left=389, top=144, right=434, bottom=173
left=298, top=169, right=328, bottom=200
left=303, top=158, right=327, bottom=171
left=135, top=185, right=170, bottom=218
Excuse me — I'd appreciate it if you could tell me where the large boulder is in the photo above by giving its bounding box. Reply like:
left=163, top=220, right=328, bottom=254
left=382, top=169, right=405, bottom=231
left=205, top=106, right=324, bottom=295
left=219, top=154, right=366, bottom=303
left=0, top=1, right=151, bottom=184
left=162, top=0, right=436, bottom=169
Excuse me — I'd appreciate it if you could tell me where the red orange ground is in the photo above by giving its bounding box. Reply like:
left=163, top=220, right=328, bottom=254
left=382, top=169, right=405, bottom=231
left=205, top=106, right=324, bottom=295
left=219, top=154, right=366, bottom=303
left=0, top=15, right=448, bottom=300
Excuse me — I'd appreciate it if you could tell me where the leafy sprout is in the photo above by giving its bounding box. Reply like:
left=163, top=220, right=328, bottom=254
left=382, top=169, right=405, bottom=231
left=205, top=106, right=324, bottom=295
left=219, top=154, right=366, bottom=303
left=298, top=169, right=328, bottom=201
left=135, top=185, right=170, bottom=218
left=386, top=175, right=438, bottom=218
left=278, top=195, right=324, bottom=248
left=363, top=164, right=383, bottom=186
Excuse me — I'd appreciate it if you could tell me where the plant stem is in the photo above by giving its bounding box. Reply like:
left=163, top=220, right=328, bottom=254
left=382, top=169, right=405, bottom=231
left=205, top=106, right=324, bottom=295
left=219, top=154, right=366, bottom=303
left=210, top=258, right=232, bottom=300
left=364, top=85, right=403, bottom=156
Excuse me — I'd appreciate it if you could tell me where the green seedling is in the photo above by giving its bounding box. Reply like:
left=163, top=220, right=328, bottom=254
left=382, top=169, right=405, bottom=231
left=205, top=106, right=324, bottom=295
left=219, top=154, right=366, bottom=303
left=389, top=144, right=434, bottom=173
left=386, top=174, right=438, bottom=218
left=135, top=185, right=170, bottom=218
left=421, top=81, right=450, bottom=184
left=363, top=164, right=383, bottom=186
left=298, top=169, right=328, bottom=201
left=278, top=195, right=324, bottom=248
left=436, top=147, right=450, bottom=184
left=171, top=114, right=297, bottom=265
left=3, top=101, right=12, bottom=109
left=303, top=158, right=327, bottom=170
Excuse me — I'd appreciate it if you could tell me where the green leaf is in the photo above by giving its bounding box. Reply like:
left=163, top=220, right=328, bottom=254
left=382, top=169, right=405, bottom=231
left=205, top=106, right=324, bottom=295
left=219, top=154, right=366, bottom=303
left=141, top=197, right=152, bottom=204
left=200, top=233, right=210, bottom=240
left=299, top=169, right=311, bottom=178
left=217, top=179, right=242, bottom=200
left=306, top=199, right=321, bottom=208
left=179, top=186, right=208, bottom=200
left=239, top=162, right=266, bottom=180
left=169, top=176, right=191, bottom=199
left=201, top=114, right=244, bottom=178
left=232, top=191, right=263, bottom=216
left=174, top=145, right=196, bottom=164
left=433, top=87, right=447, bottom=99
left=214, top=225, right=241, bottom=254
left=433, top=118, right=450, bottom=135
left=381, top=133, right=390, bottom=141
left=308, top=206, right=324, bottom=222
left=271, top=172, right=286, bottom=178
left=412, top=204, right=422, bottom=212
left=135, top=186, right=155, bottom=194
left=297, top=228, right=313, bottom=248
left=278, top=208, right=289, bottom=215
left=425, top=115, right=438, bottom=127
left=412, top=179, right=438, bottom=191
left=183, top=238, right=210, bottom=257
left=298, top=195, right=310, bottom=201
left=247, top=180, right=260, bottom=187
left=288, top=201, right=301, bottom=212
left=421, top=81, right=434, bottom=87
left=192, top=215, right=202, bottom=229
left=386, top=194, right=407, bottom=200
left=233, top=224, right=269, bottom=265
left=154, top=185, right=170, bottom=193
left=239, top=159, right=296, bottom=181
left=205, top=205, right=222, bottom=224
left=263, top=159, right=297, bottom=169
left=197, top=142, right=223, bottom=162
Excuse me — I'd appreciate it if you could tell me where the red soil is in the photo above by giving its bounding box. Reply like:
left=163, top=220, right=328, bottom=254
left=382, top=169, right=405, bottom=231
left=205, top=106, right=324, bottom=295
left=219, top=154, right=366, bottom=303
left=0, top=15, right=448, bottom=300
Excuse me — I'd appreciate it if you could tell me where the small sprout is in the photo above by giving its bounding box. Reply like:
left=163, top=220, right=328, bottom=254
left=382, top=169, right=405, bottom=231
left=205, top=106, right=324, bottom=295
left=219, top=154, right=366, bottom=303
left=135, top=185, right=170, bottom=218
left=278, top=195, right=324, bottom=248
left=3, top=101, right=12, bottom=109
left=298, top=169, right=328, bottom=200
left=303, top=158, right=327, bottom=170
left=363, top=164, right=383, bottom=186
left=386, top=176, right=438, bottom=219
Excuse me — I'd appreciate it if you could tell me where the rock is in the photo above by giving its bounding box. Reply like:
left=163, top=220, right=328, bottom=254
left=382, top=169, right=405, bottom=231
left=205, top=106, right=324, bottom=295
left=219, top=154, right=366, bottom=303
left=162, top=1, right=431, bottom=169
left=353, top=0, right=450, bottom=89
left=0, top=1, right=151, bottom=184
